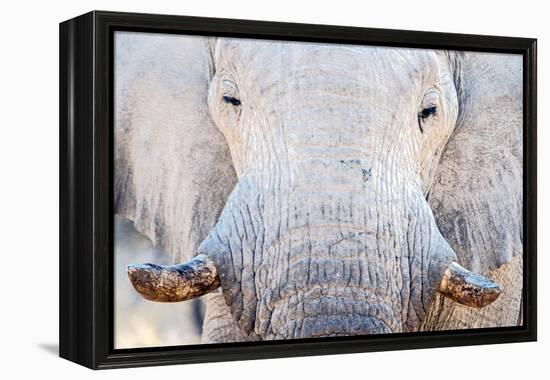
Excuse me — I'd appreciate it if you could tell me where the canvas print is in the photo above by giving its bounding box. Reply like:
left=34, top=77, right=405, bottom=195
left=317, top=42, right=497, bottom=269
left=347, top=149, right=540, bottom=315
left=113, top=31, right=523, bottom=349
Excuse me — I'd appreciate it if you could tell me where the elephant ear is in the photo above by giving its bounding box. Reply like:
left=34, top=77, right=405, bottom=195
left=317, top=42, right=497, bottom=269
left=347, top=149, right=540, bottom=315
left=421, top=51, right=523, bottom=330
left=114, top=32, right=237, bottom=264
left=115, top=33, right=250, bottom=344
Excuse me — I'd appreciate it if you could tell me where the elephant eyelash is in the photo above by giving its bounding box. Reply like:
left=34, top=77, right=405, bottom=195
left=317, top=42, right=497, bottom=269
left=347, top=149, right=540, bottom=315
left=419, top=105, right=437, bottom=119
left=418, top=105, right=437, bottom=133
left=223, top=95, right=241, bottom=106
left=418, top=106, right=437, bottom=133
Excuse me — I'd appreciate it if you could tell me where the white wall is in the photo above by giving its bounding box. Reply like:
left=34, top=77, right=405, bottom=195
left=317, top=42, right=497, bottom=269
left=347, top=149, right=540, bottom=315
left=1, top=0, right=546, bottom=377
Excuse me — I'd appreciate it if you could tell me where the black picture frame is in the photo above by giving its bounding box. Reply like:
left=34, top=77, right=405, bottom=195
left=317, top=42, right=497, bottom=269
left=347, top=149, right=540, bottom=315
left=59, top=10, right=537, bottom=369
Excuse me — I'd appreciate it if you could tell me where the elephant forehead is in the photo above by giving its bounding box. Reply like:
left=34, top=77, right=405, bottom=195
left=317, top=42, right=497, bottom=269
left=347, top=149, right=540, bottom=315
left=216, top=38, right=438, bottom=91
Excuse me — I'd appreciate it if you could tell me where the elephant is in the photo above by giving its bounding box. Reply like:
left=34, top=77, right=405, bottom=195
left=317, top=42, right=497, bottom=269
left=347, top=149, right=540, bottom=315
left=115, top=31, right=523, bottom=343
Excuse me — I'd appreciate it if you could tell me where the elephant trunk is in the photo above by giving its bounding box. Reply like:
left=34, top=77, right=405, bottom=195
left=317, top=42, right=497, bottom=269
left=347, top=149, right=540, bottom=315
left=127, top=154, right=501, bottom=339
left=197, top=164, right=499, bottom=339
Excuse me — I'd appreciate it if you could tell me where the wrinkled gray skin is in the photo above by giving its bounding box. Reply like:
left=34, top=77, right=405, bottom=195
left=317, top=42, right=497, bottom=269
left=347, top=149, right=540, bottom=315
left=115, top=32, right=523, bottom=343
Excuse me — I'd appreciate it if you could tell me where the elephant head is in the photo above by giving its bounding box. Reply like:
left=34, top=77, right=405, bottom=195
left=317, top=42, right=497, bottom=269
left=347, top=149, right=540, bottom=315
left=116, top=33, right=522, bottom=342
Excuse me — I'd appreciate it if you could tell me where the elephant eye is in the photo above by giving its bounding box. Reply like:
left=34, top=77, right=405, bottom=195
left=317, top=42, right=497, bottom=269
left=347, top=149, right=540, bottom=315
left=420, top=105, right=437, bottom=119
left=418, top=105, right=438, bottom=133
left=223, top=95, right=241, bottom=106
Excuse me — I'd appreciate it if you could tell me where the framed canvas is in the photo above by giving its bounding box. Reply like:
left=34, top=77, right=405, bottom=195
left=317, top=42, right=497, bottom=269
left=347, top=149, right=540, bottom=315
left=59, top=11, right=537, bottom=369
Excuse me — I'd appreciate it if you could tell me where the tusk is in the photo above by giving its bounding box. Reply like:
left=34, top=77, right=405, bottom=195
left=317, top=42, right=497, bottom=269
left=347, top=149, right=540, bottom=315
left=127, top=254, right=220, bottom=302
left=438, top=261, right=502, bottom=308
